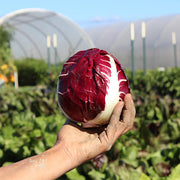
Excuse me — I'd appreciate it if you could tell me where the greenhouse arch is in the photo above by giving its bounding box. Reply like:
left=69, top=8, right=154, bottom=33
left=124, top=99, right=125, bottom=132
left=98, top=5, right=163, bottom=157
left=0, top=8, right=95, bottom=63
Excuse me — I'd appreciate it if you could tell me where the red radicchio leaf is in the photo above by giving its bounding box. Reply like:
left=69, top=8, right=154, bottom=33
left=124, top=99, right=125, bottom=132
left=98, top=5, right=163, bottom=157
left=57, top=48, right=130, bottom=127
left=92, top=153, right=108, bottom=169
left=155, top=162, right=171, bottom=177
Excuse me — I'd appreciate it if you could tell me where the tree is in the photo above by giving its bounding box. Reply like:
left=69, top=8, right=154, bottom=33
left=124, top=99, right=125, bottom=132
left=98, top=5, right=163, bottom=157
left=0, top=25, right=13, bottom=64
left=0, top=25, right=12, bottom=48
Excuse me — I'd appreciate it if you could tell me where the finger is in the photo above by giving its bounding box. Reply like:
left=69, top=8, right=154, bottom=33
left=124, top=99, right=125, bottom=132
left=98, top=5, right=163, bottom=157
left=116, top=94, right=136, bottom=137
left=124, top=93, right=136, bottom=123
left=124, top=93, right=136, bottom=115
left=106, top=101, right=124, bottom=141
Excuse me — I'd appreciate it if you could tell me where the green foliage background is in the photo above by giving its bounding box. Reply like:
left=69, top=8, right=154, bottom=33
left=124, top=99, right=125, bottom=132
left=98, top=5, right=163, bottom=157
left=0, top=25, right=14, bottom=64
left=0, top=60, right=180, bottom=179
left=1, top=23, right=180, bottom=180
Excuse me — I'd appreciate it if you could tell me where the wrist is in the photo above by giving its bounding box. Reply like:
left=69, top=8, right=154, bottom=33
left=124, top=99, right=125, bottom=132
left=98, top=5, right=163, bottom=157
left=52, top=141, right=77, bottom=175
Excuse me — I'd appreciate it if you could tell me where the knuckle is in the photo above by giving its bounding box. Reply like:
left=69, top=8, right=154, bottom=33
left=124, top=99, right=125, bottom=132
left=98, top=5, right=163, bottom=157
left=129, top=122, right=134, bottom=130
left=101, top=137, right=112, bottom=152
left=126, top=121, right=134, bottom=131
left=105, top=142, right=112, bottom=151
left=133, top=106, right=136, bottom=116
left=101, top=143, right=108, bottom=152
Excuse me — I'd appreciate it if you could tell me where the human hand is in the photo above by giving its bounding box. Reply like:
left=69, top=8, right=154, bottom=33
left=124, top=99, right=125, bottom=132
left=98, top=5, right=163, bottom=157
left=55, top=93, right=135, bottom=168
left=0, top=94, right=135, bottom=180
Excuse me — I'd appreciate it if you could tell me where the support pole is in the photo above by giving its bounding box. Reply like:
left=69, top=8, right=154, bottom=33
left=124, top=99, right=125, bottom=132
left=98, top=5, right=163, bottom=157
left=130, top=23, right=135, bottom=79
left=53, top=34, right=57, bottom=71
left=142, top=22, right=146, bottom=75
left=47, top=35, right=51, bottom=72
left=172, top=32, right=177, bottom=67
left=14, top=72, right=19, bottom=89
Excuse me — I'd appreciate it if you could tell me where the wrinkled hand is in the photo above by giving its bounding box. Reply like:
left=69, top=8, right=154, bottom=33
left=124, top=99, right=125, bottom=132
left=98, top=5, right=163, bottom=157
left=55, top=93, right=135, bottom=167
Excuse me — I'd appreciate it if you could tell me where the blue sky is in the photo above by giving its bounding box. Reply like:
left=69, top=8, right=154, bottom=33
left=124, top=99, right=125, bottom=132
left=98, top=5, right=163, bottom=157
left=1, top=0, right=180, bottom=27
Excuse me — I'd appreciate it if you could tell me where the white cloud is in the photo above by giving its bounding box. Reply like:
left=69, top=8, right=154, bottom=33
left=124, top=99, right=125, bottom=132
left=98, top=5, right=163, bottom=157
left=90, top=16, right=104, bottom=22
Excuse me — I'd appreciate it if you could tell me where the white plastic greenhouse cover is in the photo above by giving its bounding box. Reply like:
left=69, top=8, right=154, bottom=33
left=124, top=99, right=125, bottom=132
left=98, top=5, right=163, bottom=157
left=0, top=8, right=95, bottom=63
left=86, top=14, right=180, bottom=69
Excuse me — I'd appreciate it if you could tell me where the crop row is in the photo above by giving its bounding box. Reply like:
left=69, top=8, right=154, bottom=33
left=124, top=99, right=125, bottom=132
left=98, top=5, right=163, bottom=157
left=0, top=67, right=180, bottom=179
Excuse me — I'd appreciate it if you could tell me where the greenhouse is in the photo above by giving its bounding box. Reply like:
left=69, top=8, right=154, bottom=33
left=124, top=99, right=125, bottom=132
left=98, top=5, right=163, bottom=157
left=86, top=14, right=180, bottom=69
left=0, top=8, right=180, bottom=179
left=0, top=8, right=95, bottom=63
left=1, top=9, right=180, bottom=70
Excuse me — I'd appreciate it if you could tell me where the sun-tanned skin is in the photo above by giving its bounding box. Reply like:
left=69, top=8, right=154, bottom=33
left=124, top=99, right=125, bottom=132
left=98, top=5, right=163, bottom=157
left=0, top=94, right=135, bottom=180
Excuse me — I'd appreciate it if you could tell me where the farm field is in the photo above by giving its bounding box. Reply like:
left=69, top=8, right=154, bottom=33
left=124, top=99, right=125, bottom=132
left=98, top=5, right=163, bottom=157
left=0, top=64, right=180, bottom=179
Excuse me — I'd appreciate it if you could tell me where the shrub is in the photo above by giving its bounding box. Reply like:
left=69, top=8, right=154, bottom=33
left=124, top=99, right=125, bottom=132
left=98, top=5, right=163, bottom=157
left=14, top=58, right=49, bottom=86
left=14, top=58, right=64, bottom=86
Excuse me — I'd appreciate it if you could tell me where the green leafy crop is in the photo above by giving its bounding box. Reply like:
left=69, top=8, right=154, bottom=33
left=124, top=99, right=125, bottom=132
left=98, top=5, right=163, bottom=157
left=0, top=67, right=180, bottom=179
